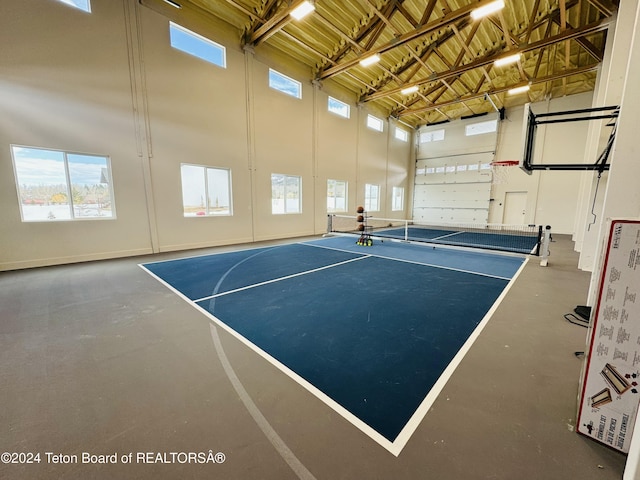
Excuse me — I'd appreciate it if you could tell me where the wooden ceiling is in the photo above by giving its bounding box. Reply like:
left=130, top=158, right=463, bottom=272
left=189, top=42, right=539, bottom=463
left=141, top=0, right=618, bottom=127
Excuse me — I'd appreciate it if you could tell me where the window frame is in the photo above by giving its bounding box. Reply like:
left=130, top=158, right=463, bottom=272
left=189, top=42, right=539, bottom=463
left=327, top=96, right=350, bottom=119
left=465, top=119, right=498, bottom=136
left=364, top=183, right=380, bottom=212
left=180, top=163, right=233, bottom=217
left=391, top=186, right=404, bottom=211
left=366, top=114, right=384, bottom=132
left=169, top=22, right=226, bottom=68
left=11, top=145, right=116, bottom=222
left=395, top=127, right=409, bottom=142
left=56, top=0, right=91, bottom=13
left=268, top=69, right=302, bottom=99
left=271, top=173, right=302, bottom=214
left=326, top=179, right=348, bottom=213
left=419, top=129, right=445, bottom=143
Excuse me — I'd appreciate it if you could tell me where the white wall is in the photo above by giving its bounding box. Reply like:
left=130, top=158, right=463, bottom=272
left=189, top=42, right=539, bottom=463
left=491, top=92, right=593, bottom=233
left=412, top=92, right=592, bottom=234
left=0, top=0, right=413, bottom=271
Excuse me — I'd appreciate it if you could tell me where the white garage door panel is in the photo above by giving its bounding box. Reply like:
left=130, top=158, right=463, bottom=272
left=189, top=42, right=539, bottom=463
left=414, top=118, right=498, bottom=225
left=413, top=183, right=491, bottom=208
left=413, top=207, right=489, bottom=224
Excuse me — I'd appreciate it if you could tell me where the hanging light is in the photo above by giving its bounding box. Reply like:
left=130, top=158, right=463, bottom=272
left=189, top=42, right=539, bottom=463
left=290, top=1, right=315, bottom=20
left=494, top=53, right=521, bottom=67
left=508, top=85, right=531, bottom=95
left=401, top=86, right=419, bottom=95
left=471, top=0, right=505, bottom=20
left=359, top=54, right=381, bottom=67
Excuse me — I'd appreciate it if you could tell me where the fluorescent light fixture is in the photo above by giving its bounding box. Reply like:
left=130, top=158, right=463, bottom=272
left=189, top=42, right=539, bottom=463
left=162, top=0, right=182, bottom=8
left=290, top=0, right=315, bottom=20
left=494, top=53, right=521, bottom=67
left=401, top=86, right=419, bottom=95
left=359, top=54, right=380, bottom=67
left=471, top=0, right=505, bottom=20
left=508, top=85, right=530, bottom=95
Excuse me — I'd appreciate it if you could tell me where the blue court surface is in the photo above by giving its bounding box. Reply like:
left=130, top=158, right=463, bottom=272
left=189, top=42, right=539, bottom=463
left=140, top=236, right=526, bottom=454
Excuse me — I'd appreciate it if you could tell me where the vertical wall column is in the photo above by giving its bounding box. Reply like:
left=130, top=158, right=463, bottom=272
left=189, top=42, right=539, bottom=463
left=123, top=0, right=159, bottom=253
left=244, top=46, right=258, bottom=242
left=587, top=2, right=640, bottom=306
left=577, top=7, right=635, bottom=271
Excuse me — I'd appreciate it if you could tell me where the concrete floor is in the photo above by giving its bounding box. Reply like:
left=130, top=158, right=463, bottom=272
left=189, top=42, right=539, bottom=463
left=0, top=235, right=628, bottom=479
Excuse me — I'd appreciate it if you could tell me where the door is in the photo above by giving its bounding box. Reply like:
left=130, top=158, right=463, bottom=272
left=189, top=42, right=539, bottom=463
left=502, top=191, right=527, bottom=225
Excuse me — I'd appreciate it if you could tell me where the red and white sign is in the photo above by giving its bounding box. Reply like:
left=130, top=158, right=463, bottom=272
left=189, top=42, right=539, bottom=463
left=577, top=219, right=640, bottom=453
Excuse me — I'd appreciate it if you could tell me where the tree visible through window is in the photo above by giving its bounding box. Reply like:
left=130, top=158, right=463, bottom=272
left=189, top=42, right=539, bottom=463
left=11, top=146, right=115, bottom=222
left=181, top=164, right=232, bottom=216
left=272, top=174, right=301, bottom=214
left=327, top=179, right=347, bottom=212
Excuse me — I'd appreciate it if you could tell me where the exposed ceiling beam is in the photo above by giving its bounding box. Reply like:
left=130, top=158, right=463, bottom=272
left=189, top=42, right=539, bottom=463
left=246, top=0, right=312, bottom=46
left=587, top=0, right=617, bottom=17
left=361, top=18, right=608, bottom=103
left=317, top=0, right=499, bottom=80
left=397, top=64, right=599, bottom=118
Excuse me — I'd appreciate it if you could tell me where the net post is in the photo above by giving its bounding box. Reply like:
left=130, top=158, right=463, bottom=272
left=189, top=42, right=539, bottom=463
left=327, top=214, right=333, bottom=234
left=404, top=220, right=409, bottom=241
left=534, top=225, right=542, bottom=256
left=539, top=225, right=552, bottom=266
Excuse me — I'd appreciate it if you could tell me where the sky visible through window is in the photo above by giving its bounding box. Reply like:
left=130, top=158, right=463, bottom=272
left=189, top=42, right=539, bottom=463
left=57, top=0, right=91, bottom=12
left=12, top=146, right=114, bottom=221
left=269, top=69, right=301, bottom=98
left=170, top=23, right=226, bottom=67
left=181, top=164, right=231, bottom=216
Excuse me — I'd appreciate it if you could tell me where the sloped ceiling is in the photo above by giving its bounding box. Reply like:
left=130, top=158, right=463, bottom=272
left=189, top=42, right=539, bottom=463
left=140, top=0, right=618, bottom=127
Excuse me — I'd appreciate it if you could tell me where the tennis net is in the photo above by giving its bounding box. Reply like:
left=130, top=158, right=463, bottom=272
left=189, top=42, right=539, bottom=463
left=327, top=214, right=543, bottom=255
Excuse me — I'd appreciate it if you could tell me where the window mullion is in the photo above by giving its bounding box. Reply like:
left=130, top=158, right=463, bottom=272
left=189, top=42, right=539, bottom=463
left=203, top=167, right=210, bottom=215
left=62, top=152, right=74, bottom=219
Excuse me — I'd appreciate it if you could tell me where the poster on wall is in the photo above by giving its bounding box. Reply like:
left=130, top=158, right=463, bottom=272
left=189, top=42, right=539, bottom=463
left=577, top=219, right=640, bottom=453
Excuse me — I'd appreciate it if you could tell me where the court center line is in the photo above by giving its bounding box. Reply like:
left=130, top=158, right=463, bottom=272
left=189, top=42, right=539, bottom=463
left=193, top=255, right=370, bottom=303
left=209, top=324, right=318, bottom=480
left=431, top=230, right=466, bottom=240
left=300, top=242, right=514, bottom=281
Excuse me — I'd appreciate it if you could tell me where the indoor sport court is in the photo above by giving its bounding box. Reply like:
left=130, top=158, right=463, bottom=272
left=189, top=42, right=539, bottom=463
left=141, top=236, right=526, bottom=452
left=3, top=1, right=640, bottom=480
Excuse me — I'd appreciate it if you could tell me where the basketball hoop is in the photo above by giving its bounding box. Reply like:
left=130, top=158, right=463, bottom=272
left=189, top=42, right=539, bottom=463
left=490, top=160, right=519, bottom=184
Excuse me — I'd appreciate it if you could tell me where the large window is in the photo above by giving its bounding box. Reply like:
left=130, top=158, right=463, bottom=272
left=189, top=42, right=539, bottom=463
left=180, top=164, right=232, bottom=217
left=272, top=174, right=301, bottom=214
left=395, top=127, right=409, bottom=142
left=392, top=187, right=404, bottom=211
left=465, top=119, right=497, bottom=136
left=364, top=184, right=380, bottom=212
left=57, top=0, right=91, bottom=12
left=367, top=114, right=384, bottom=132
left=327, top=179, right=347, bottom=213
left=328, top=97, right=350, bottom=118
left=269, top=69, right=302, bottom=99
left=11, top=146, right=115, bottom=222
left=169, top=22, right=226, bottom=68
left=420, top=129, right=445, bottom=143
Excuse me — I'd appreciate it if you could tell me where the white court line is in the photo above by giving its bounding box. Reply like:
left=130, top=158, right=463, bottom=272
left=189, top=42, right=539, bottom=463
left=431, top=230, right=466, bottom=240
left=300, top=241, right=514, bottom=281
left=209, top=324, right=318, bottom=480
left=390, top=256, right=529, bottom=451
left=139, top=248, right=528, bottom=457
left=193, top=254, right=370, bottom=303
left=139, top=263, right=318, bottom=478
